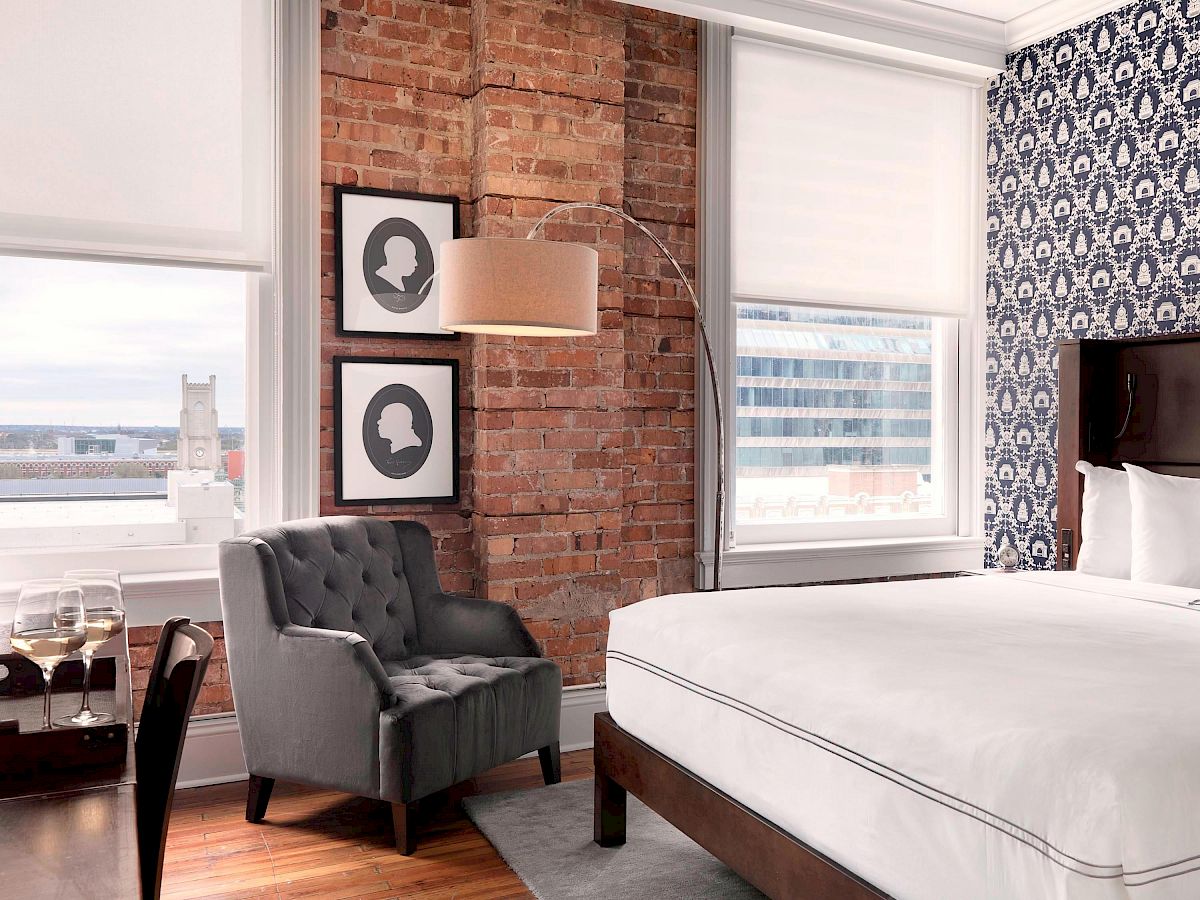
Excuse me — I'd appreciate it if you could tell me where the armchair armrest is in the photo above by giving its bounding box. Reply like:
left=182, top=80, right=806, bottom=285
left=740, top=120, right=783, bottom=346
left=231, top=623, right=399, bottom=797
left=276, top=624, right=397, bottom=704
left=414, top=592, right=540, bottom=658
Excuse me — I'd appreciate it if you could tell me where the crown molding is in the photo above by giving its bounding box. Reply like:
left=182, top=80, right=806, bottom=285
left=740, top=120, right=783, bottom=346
left=622, top=0, right=1005, bottom=77
left=625, top=0, right=1138, bottom=60
left=1005, top=0, right=1135, bottom=51
left=749, top=0, right=1007, bottom=51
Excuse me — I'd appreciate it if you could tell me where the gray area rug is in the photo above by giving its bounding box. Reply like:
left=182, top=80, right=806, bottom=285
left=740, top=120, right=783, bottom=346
left=462, top=778, right=765, bottom=899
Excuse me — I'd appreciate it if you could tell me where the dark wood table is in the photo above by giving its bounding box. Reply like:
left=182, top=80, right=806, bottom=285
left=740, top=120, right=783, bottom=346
left=0, top=628, right=140, bottom=898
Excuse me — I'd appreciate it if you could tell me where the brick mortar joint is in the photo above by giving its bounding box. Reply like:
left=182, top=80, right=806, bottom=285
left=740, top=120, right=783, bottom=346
left=469, top=192, right=631, bottom=222
left=468, top=81, right=628, bottom=112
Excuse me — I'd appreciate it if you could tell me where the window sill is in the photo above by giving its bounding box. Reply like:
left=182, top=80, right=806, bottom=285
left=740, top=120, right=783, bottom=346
left=0, top=561, right=222, bottom=628
left=696, top=535, right=986, bottom=589
left=0, top=541, right=217, bottom=580
left=121, top=569, right=222, bottom=626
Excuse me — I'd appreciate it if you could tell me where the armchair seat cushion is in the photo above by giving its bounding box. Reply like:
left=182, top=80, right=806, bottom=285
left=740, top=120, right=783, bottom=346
left=379, top=654, right=561, bottom=801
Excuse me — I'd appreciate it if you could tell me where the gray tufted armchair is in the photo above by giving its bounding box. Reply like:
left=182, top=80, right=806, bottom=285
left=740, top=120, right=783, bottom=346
left=217, top=516, right=561, bottom=853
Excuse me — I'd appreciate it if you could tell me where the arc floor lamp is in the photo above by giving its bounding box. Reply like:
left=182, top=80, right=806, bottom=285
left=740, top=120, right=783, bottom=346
left=435, top=202, right=727, bottom=591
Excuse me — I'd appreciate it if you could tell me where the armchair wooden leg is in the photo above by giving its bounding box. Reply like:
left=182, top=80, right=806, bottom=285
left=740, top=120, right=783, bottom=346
left=538, top=742, right=561, bottom=786
left=245, top=775, right=275, bottom=823
left=392, top=801, right=418, bottom=855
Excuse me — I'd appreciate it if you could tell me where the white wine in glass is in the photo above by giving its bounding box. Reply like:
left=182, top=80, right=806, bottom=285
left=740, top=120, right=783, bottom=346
left=57, top=570, right=126, bottom=727
left=9, top=629, right=87, bottom=668
left=10, top=579, right=87, bottom=730
left=82, top=607, right=126, bottom=650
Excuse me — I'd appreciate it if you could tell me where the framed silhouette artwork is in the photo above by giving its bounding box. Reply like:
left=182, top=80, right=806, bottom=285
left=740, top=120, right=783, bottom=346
left=333, top=356, right=459, bottom=505
left=334, top=187, right=460, bottom=340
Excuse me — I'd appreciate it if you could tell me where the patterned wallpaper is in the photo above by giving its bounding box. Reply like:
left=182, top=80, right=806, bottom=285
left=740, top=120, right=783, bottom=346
left=985, top=0, right=1200, bottom=566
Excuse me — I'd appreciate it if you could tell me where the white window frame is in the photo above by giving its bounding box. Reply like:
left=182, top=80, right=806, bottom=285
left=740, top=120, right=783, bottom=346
left=0, top=1, right=319, bottom=621
left=696, top=22, right=986, bottom=588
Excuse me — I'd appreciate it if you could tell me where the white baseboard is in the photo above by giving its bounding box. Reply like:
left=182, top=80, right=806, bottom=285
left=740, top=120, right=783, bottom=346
left=173, top=686, right=609, bottom=789
left=175, top=713, right=250, bottom=789
left=557, top=686, right=608, bottom=753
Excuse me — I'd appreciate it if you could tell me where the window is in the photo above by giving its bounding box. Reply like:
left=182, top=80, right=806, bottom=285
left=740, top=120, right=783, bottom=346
left=734, top=303, right=957, bottom=543
left=0, top=256, right=249, bottom=550
left=0, top=0, right=318, bottom=584
left=706, top=30, right=983, bottom=560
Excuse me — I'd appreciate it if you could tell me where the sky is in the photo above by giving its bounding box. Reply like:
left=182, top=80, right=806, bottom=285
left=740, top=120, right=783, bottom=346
left=0, top=255, right=246, bottom=428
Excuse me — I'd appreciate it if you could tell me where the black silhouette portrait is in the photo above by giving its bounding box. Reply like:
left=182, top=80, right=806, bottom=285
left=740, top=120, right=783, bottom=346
left=362, top=217, right=435, bottom=314
left=362, top=384, right=434, bottom=479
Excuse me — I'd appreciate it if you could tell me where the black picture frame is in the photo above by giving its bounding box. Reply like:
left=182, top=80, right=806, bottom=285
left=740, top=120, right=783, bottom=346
left=333, top=355, right=460, bottom=506
left=334, top=186, right=461, bottom=341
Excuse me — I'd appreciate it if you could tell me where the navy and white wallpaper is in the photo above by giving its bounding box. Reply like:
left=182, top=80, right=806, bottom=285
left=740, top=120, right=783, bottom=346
left=985, top=0, right=1200, bottom=567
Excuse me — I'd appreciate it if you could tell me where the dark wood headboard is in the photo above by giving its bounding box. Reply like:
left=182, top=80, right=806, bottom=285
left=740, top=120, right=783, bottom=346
left=1057, top=332, right=1200, bottom=570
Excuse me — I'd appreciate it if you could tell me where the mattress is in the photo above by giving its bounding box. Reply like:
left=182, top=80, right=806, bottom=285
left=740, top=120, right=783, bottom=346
left=605, top=572, right=1200, bottom=900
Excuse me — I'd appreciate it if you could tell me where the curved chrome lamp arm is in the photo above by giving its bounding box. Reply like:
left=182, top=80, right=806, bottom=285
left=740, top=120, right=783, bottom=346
left=527, top=202, right=727, bottom=590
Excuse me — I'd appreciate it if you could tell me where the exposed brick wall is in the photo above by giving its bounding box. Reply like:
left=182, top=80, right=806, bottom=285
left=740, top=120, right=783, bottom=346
left=620, top=7, right=697, bottom=605
left=321, top=0, right=696, bottom=686
left=129, top=621, right=228, bottom=720
left=468, top=0, right=630, bottom=687
left=130, top=1, right=699, bottom=711
left=318, top=0, right=477, bottom=596
left=317, top=0, right=698, bottom=688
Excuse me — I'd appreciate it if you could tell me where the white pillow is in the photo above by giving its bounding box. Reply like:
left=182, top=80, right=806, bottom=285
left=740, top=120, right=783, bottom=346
left=1124, top=464, right=1200, bottom=588
left=1074, top=460, right=1132, bottom=579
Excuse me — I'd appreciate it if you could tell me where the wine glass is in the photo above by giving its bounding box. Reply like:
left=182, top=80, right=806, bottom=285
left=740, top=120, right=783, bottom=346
left=57, top=569, right=126, bottom=727
left=10, top=579, right=87, bottom=731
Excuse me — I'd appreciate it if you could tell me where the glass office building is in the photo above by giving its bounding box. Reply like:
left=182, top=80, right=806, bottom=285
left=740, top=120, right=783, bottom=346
left=734, top=304, right=937, bottom=524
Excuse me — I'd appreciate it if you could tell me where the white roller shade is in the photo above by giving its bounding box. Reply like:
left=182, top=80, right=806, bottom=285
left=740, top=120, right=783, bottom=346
left=732, top=37, right=979, bottom=317
left=0, top=1, right=272, bottom=268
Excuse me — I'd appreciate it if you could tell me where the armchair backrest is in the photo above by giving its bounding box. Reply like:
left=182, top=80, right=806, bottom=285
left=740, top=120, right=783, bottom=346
left=226, top=516, right=442, bottom=661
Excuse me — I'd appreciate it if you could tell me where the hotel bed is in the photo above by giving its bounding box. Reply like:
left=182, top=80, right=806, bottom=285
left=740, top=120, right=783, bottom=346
left=606, top=572, right=1200, bottom=899
left=594, top=333, right=1200, bottom=898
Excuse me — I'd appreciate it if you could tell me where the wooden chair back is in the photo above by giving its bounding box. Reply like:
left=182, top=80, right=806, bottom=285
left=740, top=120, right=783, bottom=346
left=135, top=617, right=213, bottom=900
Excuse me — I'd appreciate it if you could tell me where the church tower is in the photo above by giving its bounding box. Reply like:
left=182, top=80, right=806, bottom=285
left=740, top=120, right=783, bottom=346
left=178, top=375, right=220, bottom=471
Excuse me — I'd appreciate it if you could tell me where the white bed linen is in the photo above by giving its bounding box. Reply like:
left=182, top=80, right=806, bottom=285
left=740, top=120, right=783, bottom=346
left=606, top=572, right=1200, bottom=900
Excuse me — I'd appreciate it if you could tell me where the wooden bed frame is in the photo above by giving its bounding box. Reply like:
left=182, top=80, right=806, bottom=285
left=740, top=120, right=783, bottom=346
left=593, top=712, right=888, bottom=899
left=591, top=332, right=1200, bottom=899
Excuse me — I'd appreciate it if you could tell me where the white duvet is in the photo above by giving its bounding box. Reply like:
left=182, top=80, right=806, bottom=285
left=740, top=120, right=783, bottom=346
left=606, top=572, right=1200, bottom=900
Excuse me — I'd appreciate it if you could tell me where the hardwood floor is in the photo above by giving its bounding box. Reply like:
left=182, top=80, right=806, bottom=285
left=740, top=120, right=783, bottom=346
left=162, top=749, right=593, bottom=900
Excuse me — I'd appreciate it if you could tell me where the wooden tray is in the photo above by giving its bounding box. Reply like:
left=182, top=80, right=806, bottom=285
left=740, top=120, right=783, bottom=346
left=0, top=627, right=132, bottom=780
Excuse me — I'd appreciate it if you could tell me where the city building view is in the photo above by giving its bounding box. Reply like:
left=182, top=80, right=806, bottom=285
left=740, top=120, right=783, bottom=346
left=0, top=374, right=245, bottom=548
left=734, top=303, right=939, bottom=524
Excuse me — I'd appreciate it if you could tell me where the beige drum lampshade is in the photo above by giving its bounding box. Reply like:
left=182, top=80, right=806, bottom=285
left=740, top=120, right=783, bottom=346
left=438, top=237, right=599, bottom=336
